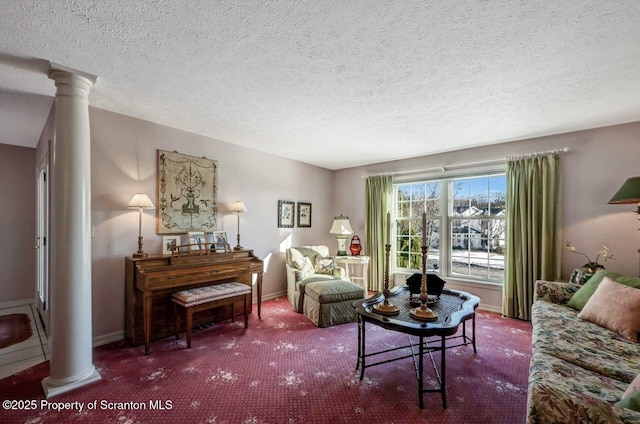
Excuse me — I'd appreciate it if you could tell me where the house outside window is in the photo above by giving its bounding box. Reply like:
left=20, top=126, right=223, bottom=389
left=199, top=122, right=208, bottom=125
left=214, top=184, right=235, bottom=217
left=394, top=173, right=506, bottom=284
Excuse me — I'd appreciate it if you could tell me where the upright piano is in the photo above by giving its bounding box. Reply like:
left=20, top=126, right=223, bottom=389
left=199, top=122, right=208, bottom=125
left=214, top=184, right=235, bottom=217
left=125, top=250, right=263, bottom=354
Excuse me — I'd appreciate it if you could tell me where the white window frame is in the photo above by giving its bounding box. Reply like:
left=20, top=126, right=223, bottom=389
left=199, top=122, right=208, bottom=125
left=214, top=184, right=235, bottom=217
left=393, top=166, right=506, bottom=285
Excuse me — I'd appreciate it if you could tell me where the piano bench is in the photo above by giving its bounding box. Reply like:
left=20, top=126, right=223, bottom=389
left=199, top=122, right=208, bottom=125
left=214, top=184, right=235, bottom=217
left=171, top=282, right=251, bottom=348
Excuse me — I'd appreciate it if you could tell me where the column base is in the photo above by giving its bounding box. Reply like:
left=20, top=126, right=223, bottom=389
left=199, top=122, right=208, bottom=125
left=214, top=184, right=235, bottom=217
left=42, top=366, right=101, bottom=398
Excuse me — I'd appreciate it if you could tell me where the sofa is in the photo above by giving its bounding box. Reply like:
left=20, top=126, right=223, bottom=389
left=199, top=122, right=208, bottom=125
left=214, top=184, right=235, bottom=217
left=527, top=271, right=640, bottom=424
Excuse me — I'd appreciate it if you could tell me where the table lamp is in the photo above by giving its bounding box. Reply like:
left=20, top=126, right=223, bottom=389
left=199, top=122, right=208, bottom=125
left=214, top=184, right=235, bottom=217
left=230, top=201, right=247, bottom=251
left=128, top=193, right=155, bottom=258
left=329, top=214, right=354, bottom=256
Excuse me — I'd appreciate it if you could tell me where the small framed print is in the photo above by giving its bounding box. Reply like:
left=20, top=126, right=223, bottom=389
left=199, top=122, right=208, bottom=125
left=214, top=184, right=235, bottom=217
left=297, top=202, right=312, bottom=228
left=277, top=200, right=295, bottom=228
left=187, top=230, right=206, bottom=251
left=212, top=231, right=228, bottom=245
left=162, top=235, right=180, bottom=255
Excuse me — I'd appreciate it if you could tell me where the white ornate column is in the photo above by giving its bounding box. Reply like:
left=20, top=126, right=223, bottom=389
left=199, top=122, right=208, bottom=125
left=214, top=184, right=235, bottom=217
left=42, top=63, right=101, bottom=398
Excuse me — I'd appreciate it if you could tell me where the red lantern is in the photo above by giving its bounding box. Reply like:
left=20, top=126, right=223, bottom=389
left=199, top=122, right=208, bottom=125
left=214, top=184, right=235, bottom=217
left=349, top=235, right=362, bottom=256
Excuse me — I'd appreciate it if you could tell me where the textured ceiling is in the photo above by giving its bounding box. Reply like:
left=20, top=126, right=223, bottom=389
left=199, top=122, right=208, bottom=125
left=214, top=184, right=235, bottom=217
left=1, top=1, right=640, bottom=170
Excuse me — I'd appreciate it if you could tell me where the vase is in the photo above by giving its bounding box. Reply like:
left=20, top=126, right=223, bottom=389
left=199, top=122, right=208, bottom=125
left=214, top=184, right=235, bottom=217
left=570, top=263, right=605, bottom=285
left=582, top=262, right=605, bottom=273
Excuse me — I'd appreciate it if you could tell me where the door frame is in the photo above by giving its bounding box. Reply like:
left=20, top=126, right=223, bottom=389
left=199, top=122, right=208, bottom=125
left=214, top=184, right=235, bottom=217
left=36, top=151, right=49, bottom=333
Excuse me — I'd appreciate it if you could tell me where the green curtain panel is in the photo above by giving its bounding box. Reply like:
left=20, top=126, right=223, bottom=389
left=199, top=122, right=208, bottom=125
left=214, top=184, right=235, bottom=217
left=503, top=154, right=562, bottom=320
left=365, top=175, right=393, bottom=292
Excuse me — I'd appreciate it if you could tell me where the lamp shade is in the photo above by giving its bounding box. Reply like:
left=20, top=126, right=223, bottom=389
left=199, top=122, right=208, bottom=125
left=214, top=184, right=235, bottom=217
left=127, top=193, right=155, bottom=209
left=608, top=177, right=640, bottom=204
left=230, top=201, right=247, bottom=213
left=329, top=215, right=354, bottom=235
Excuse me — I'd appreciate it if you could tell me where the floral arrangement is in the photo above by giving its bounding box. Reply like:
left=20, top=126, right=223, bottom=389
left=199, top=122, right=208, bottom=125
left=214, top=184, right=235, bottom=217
left=565, top=242, right=615, bottom=267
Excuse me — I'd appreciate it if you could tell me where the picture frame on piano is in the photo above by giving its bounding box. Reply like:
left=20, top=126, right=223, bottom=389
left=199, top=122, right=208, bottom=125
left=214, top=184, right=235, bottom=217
left=162, top=235, right=181, bottom=255
left=209, top=231, right=230, bottom=252
left=187, top=230, right=206, bottom=251
left=212, top=231, right=228, bottom=245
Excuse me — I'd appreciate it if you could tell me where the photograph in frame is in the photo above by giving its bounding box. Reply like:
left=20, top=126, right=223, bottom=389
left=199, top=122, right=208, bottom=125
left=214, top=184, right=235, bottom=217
left=162, top=235, right=181, bottom=255
left=212, top=231, right=228, bottom=244
left=187, top=230, right=206, bottom=251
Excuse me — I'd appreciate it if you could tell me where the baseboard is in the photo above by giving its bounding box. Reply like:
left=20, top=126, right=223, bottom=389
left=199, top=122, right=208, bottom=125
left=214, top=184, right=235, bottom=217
left=93, top=330, right=124, bottom=347
left=0, top=298, right=36, bottom=309
left=260, top=290, right=286, bottom=302
left=478, top=304, right=502, bottom=314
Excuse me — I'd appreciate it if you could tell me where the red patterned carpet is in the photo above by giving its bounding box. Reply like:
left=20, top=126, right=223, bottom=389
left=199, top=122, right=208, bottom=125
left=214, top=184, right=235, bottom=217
left=1, top=297, right=532, bottom=423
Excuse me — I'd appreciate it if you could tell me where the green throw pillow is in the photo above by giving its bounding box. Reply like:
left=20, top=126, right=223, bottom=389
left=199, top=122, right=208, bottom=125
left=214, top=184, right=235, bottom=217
left=566, top=269, right=640, bottom=310
left=616, top=390, right=640, bottom=411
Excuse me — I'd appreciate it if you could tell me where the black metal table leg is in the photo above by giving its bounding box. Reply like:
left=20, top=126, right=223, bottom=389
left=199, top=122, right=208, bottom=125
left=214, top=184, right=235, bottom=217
left=419, top=335, right=424, bottom=409
left=355, top=314, right=362, bottom=371
left=359, top=319, right=366, bottom=380
left=441, top=335, right=447, bottom=408
left=472, top=313, right=477, bottom=353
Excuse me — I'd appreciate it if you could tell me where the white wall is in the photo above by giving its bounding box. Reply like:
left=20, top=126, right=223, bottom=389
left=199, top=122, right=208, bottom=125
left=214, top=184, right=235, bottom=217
left=89, top=108, right=336, bottom=338
left=334, top=122, right=640, bottom=311
left=0, top=144, right=36, bottom=303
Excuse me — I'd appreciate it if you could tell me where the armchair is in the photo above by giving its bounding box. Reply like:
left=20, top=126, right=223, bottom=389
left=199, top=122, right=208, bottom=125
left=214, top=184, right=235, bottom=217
left=285, top=246, right=347, bottom=312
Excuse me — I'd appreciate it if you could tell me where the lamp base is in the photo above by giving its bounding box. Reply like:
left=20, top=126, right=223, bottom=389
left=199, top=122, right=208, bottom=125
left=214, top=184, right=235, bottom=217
left=132, top=252, right=148, bottom=258
left=234, top=246, right=243, bottom=251
left=336, top=237, right=349, bottom=258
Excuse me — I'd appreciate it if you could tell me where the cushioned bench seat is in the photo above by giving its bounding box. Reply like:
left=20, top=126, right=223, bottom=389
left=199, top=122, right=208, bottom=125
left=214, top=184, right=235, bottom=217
left=172, top=282, right=251, bottom=348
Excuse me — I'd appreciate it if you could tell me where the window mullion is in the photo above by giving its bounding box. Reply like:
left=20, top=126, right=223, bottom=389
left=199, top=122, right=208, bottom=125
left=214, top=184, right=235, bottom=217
left=441, top=181, right=450, bottom=277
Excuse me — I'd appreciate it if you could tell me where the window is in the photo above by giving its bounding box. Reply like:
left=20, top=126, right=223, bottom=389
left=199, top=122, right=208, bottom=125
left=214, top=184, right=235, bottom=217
left=394, top=173, right=506, bottom=284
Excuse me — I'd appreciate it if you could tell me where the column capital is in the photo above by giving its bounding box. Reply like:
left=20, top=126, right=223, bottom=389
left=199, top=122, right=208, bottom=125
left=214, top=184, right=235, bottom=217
left=48, top=62, right=97, bottom=99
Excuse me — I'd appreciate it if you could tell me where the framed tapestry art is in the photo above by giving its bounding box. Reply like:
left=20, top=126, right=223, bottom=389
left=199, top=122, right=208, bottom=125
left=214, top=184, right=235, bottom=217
left=278, top=200, right=295, bottom=228
left=157, top=150, right=218, bottom=234
left=297, top=202, right=312, bottom=227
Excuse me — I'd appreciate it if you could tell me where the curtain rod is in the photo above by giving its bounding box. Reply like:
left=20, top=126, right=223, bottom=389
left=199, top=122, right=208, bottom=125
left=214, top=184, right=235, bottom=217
left=362, top=147, right=570, bottom=179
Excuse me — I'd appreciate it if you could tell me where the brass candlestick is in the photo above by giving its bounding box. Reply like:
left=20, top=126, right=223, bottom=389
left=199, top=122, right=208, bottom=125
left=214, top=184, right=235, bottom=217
left=410, top=218, right=438, bottom=321
left=373, top=243, right=399, bottom=316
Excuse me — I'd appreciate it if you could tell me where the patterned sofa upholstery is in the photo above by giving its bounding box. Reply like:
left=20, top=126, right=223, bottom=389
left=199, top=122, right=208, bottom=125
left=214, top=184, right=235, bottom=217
left=285, top=246, right=346, bottom=312
left=527, top=280, right=640, bottom=424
